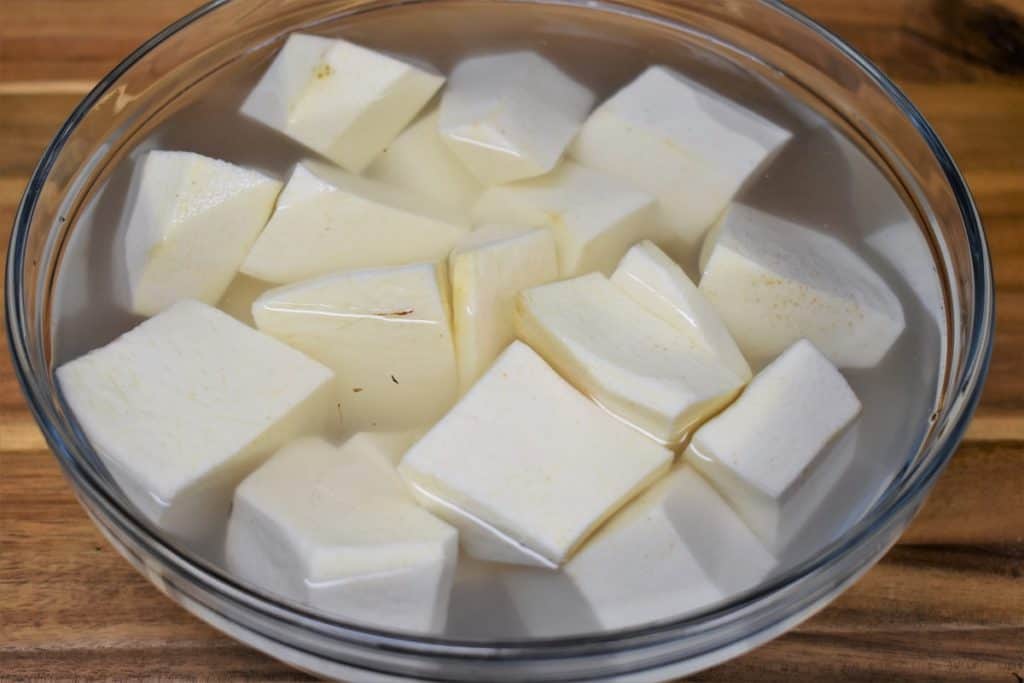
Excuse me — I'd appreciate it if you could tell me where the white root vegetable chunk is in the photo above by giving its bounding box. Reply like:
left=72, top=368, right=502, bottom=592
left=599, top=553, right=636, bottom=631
left=500, top=466, right=776, bottom=633
left=439, top=51, right=594, bottom=185
left=56, top=301, right=335, bottom=549
left=472, top=161, right=658, bottom=277
left=611, top=240, right=751, bottom=381
left=347, top=430, right=427, bottom=465
left=699, top=204, right=906, bottom=369
left=226, top=436, right=457, bottom=633
left=450, top=224, right=559, bottom=390
left=241, top=161, right=468, bottom=284
left=399, top=341, right=672, bottom=568
left=684, top=339, right=861, bottom=547
left=570, top=66, right=791, bottom=264
left=366, top=106, right=482, bottom=213
left=241, top=33, right=443, bottom=173
left=217, top=274, right=273, bottom=328
left=515, top=274, right=747, bottom=445
left=252, top=262, right=458, bottom=431
left=123, top=151, right=281, bottom=316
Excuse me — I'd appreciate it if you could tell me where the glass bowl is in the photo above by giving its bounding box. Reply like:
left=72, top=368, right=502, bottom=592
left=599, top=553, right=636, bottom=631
left=5, top=0, right=993, bottom=679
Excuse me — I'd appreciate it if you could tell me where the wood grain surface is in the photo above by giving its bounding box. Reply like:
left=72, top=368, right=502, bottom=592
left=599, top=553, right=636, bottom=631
left=1, top=1, right=1022, bottom=680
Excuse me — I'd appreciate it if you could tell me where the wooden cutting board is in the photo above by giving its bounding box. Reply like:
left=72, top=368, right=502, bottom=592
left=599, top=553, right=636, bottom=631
left=1, top=1, right=1022, bottom=680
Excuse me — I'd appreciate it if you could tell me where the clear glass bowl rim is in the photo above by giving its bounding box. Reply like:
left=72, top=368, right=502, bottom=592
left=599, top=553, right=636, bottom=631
left=5, top=0, right=995, bottom=664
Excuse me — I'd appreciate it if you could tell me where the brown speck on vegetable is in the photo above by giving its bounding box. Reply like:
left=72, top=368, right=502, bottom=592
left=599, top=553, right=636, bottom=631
left=374, top=309, right=415, bottom=317
left=352, top=387, right=363, bottom=393
left=314, top=63, right=334, bottom=79
left=391, top=374, right=399, bottom=384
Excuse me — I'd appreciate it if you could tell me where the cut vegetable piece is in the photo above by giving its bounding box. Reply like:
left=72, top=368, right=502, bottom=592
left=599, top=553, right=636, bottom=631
left=241, top=33, right=443, bottom=172
left=343, top=429, right=426, bottom=465
left=241, top=161, right=468, bottom=284
left=472, top=162, right=658, bottom=277
left=684, top=339, right=861, bottom=547
left=498, top=466, right=776, bottom=633
left=226, top=437, right=457, bottom=632
left=123, top=151, right=281, bottom=316
left=864, top=220, right=945, bottom=327
left=570, top=66, right=791, bottom=265
left=699, top=204, right=906, bottom=369
left=217, top=274, right=273, bottom=327
left=56, top=301, right=335, bottom=549
left=450, top=224, right=559, bottom=389
left=252, top=262, right=457, bottom=431
left=439, top=51, right=594, bottom=185
left=399, top=341, right=672, bottom=568
left=366, top=106, right=482, bottom=213
left=515, top=274, right=746, bottom=445
left=611, top=240, right=751, bottom=381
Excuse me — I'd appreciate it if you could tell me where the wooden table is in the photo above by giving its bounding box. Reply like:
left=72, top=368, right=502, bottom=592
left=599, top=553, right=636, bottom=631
left=2, top=1, right=1022, bottom=680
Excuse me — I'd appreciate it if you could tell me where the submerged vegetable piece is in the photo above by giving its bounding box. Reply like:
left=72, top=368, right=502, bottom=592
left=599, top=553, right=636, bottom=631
left=217, top=273, right=273, bottom=327
left=56, top=301, right=335, bottom=549
left=348, top=429, right=427, bottom=465
left=439, top=51, right=595, bottom=185
left=611, top=240, right=751, bottom=381
left=498, top=467, right=776, bottom=633
left=699, top=204, right=906, bottom=369
left=449, top=224, right=559, bottom=390
left=227, top=436, right=458, bottom=632
left=241, top=33, right=443, bottom=172
left=515, top=274, right=746, bottom=445
left=123, top=151, right=281, bottom=316
left=241, top=161, right=468, bottom=284
left=685, top=339, right=861, bottom=548
left=570, top=66, right=791, bottom=265
left=399, top=341, right=672, bottom=568
left=472, top=161, right=658, bottom=277
left=366, top=106, right=483, bottom=213
left=252, top=261, right=458, bottom=431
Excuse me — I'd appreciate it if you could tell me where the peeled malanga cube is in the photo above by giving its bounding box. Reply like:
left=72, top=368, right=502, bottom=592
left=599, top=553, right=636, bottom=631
left=571, top=65, right=791, bottom=266
left=439, top=51, right=595, bottom=185
left=684, top=338, right=861, bottom=548
left=241, top=33, right=443, bottom=173
left=496, top=466, right=777, bottom=634
left=241, top=161, right=468, bottom=285
left=252, top=261, right=458, bottom=432
left=123, top=150, right=282, bottom=316
left=699, top=203, right=906, bottom=369
left=227, top=436, right=458, bottom=632
left=472, top=161, right=660, bottom=277
left=449, top=224, right=560, bottom=390
left=515, top=273, right=747, bottom=445
left=56, top=300, right=336, bottom=549
left=398, top=341, right=673, bottom=569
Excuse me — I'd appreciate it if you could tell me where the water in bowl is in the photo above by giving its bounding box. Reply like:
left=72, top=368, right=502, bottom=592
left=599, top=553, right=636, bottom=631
left=50, top=0, right=945, bottom=639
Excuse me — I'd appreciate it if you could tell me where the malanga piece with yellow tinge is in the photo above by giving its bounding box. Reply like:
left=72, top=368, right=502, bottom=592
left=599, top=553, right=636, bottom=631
left=449, top=224, right=559, bottom=390
left=472, top=161, right=658, bottom=277
left=123, top=150, right=281, bottom=316
left=516, top=273, right=747, bottom=445
left=439, top=51, right=594, bottom=185
left=399, top=341, right=672, bottom=568
left=685, top=339, right=861, bottom=548
left=242, top=161, right=468, bottom=284
left=252, top=261, right=458, bottom=432
left=571, top=65, right=791, bottom=265
left=241, top=33, right=443, bottom=172
left=227, top=436, right=458, bottom=633
left=699, top=204, right=905, bottom=369
left=56, top=300, right=335, bottom=549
